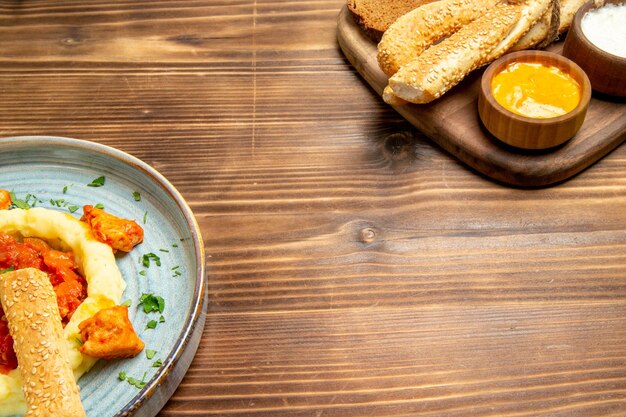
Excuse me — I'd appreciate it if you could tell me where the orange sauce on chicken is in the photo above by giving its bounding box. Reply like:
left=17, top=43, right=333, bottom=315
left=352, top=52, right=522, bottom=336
left=491, top=62, right=581, bottom=119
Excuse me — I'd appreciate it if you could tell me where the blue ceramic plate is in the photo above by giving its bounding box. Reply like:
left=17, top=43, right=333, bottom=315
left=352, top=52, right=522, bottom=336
left=0, top=136, right=206, bottom=417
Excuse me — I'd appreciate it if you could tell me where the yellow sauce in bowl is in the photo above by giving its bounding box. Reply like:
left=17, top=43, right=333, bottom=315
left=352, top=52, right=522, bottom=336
left=491, top=62, right=581, bottom=119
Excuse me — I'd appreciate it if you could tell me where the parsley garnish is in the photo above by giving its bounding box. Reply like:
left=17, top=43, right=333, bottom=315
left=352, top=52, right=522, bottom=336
left=94, top=203, right=105, bottom=209
left=138, top=293, right=165, bottom=314
left=63, top=185, right=68, bottom=194
left=87, top=176, right=106, bottom=187
left=120, top=372, right=147, bottom=389
left=141, top=253, right=161, bottom=268
left=127, top=374, right=147, bottom=389
left=133, top=191, right=141, bottom=201
left=1, top=266, right=15, bottom=275
left=146, top=320, right=157, bottom=329
left=143, top=211, right=148, bottom=224
left=152, top=359, right=162, bottom=368
left=10, top=191, right=31, bottom=210
left=121, top=299, right=132, bottom=307
left=146, top=349, right=157, bottom=360
left=68, top=205, right=79, bottom=213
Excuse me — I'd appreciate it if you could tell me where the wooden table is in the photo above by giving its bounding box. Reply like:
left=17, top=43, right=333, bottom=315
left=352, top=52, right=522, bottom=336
left=1, top=1, right=626, bottom=416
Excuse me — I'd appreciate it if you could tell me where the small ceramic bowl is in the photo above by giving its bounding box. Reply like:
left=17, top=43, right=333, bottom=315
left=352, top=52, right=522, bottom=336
left=562, top=0, right=626, bottom=97
left=478, top=50, right=591, bottom=150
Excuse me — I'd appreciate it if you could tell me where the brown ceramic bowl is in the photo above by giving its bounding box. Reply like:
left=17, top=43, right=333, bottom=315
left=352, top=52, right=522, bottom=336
left=478, top=50, right=591, bottom=150
left=562, top=0, right=626, bottom=97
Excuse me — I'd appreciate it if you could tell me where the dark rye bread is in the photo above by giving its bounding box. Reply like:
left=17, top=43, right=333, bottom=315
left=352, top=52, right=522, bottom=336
left=347, top=0, right=439, bottom=42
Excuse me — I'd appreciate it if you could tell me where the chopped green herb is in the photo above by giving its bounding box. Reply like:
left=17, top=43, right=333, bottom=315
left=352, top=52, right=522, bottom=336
left=143, top=211, right=148, bottom=224
left=146, top=349, right=157, bottom=360
left=13, top=199, right=30, bottom=209
left=141, top=253, right=161, bottom=268
left=63, top=185, right=68, bottom=194
left=138, top=293, right=165, bottom=314
left=146, top=320, right=157, bottom=329
left=126, top=375, right=147, bottom=389
left=24, top=194, right=41, bottom=207
left=94, top=203, right=105, bottom=209
left=172, top=243, right=178, bottom=248
left=139, top=270, right=146, bottom=276
left=159, top=315, right=165, bottom=323
left=121, top=299, right=132, bottom=307
left=152, top=359, right=163, bottom=368
left=118, top=371, right=127, bottom=381
left=74, top=337, right=83, bottom=347
left=171, top=265, right=179, bottom=270
left=68, top=205, right=79, bottom=213
left=1, top=266, right=15, bottom=275
left=158, top=248, right=169, bottom=253
left=87, top=176, right=106, bottom=187
left=133, top=191, right=141, bottom=202
left=10, top=191, right=31, bottom=210
left=172, top=270, right=182, bottom=277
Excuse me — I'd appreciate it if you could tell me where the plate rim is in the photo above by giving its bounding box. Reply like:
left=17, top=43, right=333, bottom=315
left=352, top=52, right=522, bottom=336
left=0, top=135, right=207, bottom=417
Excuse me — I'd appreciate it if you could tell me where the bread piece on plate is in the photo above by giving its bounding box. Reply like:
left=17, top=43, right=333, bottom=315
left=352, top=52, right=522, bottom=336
left=0, top=268, right=86, bottom=417
left=347, top=0, right=438, bottom=42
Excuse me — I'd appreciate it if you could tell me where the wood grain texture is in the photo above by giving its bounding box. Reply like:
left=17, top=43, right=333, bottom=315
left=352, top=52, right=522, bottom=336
left=337, top=5, right=626, bottom=186
left=0, top=1, right=626, bottom=416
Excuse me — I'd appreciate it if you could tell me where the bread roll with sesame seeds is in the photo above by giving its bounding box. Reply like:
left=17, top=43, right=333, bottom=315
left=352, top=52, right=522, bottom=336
left=485, top=0, right=554, bottom=60
left=511, top=0, right=560, bottom=51
left=558, top=0, right=586, bottom=33
left=0, top=268, right=86, bottom=417
left=384, top=0, right=552, bottom=104
left=377, top=0, right=500, bottom=76
left=385, top=1, right=522, bottom=103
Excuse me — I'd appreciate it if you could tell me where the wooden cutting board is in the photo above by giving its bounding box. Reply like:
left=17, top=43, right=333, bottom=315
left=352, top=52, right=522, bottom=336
left=337, top=5, right=626, bottom=187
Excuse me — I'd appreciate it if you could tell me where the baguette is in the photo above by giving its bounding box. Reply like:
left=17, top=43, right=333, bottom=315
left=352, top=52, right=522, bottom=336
left=512, top=0, right=560, bottom=50
left=385, top=0, right=551, bottom=104
left=486, top=0, right=554, bottom=60
left=0, top=268, right=86, bottom=417
left=377, top=0, right=500, bottom=76
left=558, top=0, right=586, bottom=32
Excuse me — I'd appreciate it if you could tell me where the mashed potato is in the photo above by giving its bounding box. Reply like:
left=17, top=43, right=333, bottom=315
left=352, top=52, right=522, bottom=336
left=0, top=208, right=125, bottom=416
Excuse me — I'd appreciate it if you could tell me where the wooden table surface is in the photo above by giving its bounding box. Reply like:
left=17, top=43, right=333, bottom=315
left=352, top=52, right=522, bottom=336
left=1, top=1, right=626, bottom=416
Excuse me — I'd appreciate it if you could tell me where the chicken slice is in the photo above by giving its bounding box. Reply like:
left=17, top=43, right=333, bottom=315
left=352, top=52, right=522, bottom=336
left=78, top=305, right=144, bottom=359
left=80, top=205, right=144, bottom=252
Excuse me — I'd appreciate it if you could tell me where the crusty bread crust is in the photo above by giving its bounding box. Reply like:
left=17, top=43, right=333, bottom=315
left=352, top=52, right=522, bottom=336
left=377, top=0, right=500, bottom=76
left=347, top=0, right=437, bottom=42
left=0, top=268, right=86, bottom=417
